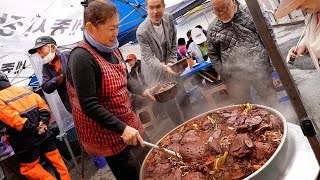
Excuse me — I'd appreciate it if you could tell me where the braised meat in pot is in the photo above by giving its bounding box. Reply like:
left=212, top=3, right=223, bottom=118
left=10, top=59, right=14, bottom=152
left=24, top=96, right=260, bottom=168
left=143, top=105, right=284, bottom=180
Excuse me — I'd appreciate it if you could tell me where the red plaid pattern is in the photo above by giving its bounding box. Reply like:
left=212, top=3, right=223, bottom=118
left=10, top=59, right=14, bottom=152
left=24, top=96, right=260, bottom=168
left=67, top=41, right=143, bottom=156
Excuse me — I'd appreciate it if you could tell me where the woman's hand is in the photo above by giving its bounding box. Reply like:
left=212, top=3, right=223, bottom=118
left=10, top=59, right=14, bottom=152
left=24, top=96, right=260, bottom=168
left=121, top=126, right=144, bottom=147
left=286, top=45, right=306, bottom=63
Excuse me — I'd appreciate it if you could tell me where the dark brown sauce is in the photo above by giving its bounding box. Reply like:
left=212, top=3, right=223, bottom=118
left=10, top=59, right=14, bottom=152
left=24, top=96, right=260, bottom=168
left=143, top=106, right=283, bottom=180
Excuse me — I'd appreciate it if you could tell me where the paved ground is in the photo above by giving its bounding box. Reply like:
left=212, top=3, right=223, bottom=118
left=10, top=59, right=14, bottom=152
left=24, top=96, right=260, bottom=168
left=273, top=23, right=320, bottom=130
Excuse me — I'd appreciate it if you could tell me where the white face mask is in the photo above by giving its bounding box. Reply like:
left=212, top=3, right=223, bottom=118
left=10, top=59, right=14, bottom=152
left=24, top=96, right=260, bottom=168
left=43, top=45, right=56, bottom=63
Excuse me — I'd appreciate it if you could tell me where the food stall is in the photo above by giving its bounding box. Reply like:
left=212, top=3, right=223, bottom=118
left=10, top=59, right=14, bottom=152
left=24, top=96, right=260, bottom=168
left=139, top=1, right=320, bottom=179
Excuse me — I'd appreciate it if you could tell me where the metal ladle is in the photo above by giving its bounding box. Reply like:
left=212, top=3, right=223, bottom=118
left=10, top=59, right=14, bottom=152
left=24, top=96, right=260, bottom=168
left=144, top=141, right=182, bottom=159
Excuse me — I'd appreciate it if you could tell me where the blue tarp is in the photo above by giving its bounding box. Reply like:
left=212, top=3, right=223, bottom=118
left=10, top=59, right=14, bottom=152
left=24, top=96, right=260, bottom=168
left=111, top=0, right=147, bottom=46
left=28, top=74, right=40, bottom=91
left=28, top=74, right=39, bottom=87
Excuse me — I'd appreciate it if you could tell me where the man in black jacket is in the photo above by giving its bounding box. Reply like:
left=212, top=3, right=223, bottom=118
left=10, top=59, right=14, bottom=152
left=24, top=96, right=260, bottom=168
left=126, top=54, right=148, bottom=88
left=126, top=54, right=152, bottom=112
left=207, top=0, right=277, bottom=106
left=28, top=36, right=72, bottom=113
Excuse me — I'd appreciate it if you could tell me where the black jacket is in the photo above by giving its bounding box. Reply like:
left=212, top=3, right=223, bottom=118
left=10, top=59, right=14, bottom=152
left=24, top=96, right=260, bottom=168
left=42, top=50, right=72, bottom=113
left=129, top=60, right=148, bottom=88
left=207, top=3, right=274, bottom=78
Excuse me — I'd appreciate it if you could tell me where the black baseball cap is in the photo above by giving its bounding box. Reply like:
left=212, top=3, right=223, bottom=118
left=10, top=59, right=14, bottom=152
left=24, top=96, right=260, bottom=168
left=28, top=36, right=57, bottom=54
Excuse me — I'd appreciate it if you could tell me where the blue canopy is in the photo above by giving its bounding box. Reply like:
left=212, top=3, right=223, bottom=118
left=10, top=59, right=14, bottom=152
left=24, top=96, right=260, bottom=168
left=111, top=0, right=147, bottom=46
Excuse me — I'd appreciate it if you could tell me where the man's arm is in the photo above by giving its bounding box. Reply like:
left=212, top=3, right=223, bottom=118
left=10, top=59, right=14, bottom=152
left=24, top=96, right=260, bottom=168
left=207, top=26, right=223, bottom=74
left=32, top=92, right=51, bottom=125
left=167, top=14, right=178, bottom=63
left=59, top=50, right=71, bottom=76
left=243, top=6, right=276, bottom=44
left=41, top=66, right=61, bottom=94
left=0, top=100, right=39, bottom=135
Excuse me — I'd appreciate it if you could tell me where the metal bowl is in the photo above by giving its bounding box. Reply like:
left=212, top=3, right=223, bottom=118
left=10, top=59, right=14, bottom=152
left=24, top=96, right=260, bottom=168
left=140, top=104, right=288, bottom=180
left=153, top=82, right=178, bottom=103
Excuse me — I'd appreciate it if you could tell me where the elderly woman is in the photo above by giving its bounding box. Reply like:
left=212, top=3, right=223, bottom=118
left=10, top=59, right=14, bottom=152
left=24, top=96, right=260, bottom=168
left=275, top=0, right=320, bottom=70
left=67, top=1, right=156, bottom=179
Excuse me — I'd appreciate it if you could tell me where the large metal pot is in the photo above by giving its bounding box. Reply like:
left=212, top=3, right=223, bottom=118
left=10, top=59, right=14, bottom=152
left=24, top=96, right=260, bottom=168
left=140, top=104, right=289, bottom=180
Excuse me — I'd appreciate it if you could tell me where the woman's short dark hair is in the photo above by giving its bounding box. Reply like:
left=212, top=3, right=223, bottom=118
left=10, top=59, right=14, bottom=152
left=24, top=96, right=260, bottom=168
left=84, top=1, right=118, bottom=27
left=178, top=38, right=186, bottom=46
left=187, top=30, right=192, bottom=38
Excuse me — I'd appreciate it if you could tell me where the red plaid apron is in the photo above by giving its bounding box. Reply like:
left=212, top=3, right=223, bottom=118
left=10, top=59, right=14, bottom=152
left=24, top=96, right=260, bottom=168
left=67, top=41, right=143, bottom=156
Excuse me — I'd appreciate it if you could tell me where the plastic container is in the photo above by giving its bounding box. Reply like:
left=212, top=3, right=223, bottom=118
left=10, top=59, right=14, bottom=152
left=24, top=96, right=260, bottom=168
left=92, top=156, right=106, bottom=169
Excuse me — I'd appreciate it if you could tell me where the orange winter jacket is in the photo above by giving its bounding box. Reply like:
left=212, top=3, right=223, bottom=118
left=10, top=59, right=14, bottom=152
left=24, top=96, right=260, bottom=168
left=0, top=85, right=51, bottom=151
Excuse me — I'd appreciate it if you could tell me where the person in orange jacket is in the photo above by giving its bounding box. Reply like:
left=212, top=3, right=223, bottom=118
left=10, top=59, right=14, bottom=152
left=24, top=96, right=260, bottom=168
left=0, top=71, right=70, bottom=180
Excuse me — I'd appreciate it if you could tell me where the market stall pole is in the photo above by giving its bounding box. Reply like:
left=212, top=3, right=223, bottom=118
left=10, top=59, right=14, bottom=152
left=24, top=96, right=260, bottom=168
left=245, top=0, right=320, bottom=164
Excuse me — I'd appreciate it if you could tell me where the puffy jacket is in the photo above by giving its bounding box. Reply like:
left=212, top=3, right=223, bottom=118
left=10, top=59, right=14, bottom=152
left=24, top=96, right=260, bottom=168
left=0, top=82, right=51, bottom=151
left=207, top=2, right=274, bottom=78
